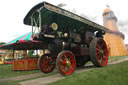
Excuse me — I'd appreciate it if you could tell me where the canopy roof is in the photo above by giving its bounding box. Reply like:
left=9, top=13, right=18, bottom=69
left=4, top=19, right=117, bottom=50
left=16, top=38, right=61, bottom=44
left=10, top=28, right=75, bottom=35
left=0, top=32, right=45, bottom=50
left=24, top=2, right=109, bottom=33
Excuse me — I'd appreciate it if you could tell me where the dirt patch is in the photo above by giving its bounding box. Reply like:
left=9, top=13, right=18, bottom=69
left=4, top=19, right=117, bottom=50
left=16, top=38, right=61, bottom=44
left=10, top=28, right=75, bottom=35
left=108, top=57, right=128, bottom=65
left=0, top=72, right=43, bottom=83
left=19, top=74, right=65, bottom=85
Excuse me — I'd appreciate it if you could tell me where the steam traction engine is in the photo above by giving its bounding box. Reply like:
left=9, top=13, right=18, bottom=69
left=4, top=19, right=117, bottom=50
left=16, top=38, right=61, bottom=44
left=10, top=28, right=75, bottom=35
left=24, top=2, right=109, bottom=75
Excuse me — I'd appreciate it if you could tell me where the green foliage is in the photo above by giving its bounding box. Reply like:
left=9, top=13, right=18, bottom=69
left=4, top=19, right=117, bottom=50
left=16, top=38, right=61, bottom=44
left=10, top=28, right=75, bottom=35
left=48, top=61, right=128, bottom=85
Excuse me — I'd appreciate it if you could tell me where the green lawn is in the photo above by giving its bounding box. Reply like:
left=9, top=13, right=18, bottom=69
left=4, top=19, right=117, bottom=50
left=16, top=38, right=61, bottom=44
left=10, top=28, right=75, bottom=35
left=0, top=64, right=40, bottom=79
left=0, top=81, right=19, bottom=85
left=48, top=61, right=128, bottom=85
left=0, top=56, right=128, bottom=85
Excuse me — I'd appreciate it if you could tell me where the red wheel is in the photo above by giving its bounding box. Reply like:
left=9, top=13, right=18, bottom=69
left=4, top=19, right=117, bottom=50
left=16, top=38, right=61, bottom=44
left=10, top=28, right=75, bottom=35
left=89, top=38, right=108, bottom=67
left=56, top=51, right=76, bottom=76
left=38, top=54, right=56, bottom=73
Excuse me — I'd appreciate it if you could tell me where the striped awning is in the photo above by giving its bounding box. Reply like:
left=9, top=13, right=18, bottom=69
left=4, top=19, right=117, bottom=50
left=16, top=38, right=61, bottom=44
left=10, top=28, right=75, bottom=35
left=0, top=32, right=45, bottom=50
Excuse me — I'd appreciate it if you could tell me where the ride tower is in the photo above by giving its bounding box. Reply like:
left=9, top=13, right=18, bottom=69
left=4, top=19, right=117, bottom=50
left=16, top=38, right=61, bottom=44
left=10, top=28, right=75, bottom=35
left=103, top=7, right=128, bottom=56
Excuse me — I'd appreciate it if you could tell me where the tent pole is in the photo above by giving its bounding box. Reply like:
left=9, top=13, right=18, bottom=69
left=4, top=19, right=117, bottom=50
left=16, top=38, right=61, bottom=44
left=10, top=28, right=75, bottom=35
left=31, top=17, right=34, bottom=37
left=36, top=50, right=38, bottom=57
left=12, top=50, right=15, bottom=60
left=25, top=50, right=27, bottom=59
left=23, top=50, right=27, bottom=59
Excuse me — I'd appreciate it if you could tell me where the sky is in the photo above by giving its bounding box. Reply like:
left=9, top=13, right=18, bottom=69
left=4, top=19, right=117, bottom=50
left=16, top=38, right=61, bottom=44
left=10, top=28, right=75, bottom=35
left=0, top=0, right=128, bottom=43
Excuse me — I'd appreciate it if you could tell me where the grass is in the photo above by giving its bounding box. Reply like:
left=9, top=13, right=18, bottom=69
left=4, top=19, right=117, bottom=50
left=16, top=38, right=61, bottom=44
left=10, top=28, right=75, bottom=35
left=0, top=55, right=128, bottom=85
left=48, top=61, right=128, bottom=85
left=108, top=55, right=128, bottom=62
left=0, top=65, right=58, bottom=85
left=86, top=55, right=128, bottom=65
left=0, top=81, right=19, bottom=85
left=0, top=64, right=40, bottom=79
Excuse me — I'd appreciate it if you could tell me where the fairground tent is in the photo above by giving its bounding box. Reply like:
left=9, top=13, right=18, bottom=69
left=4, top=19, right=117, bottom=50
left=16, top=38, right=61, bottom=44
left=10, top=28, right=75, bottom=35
left=0, top=32, right=44, bottom=50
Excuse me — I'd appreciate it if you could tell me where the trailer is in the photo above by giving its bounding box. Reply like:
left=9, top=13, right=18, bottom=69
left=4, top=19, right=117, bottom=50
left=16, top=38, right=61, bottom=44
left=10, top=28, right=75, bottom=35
left=24, top=2, right=109, bottom=75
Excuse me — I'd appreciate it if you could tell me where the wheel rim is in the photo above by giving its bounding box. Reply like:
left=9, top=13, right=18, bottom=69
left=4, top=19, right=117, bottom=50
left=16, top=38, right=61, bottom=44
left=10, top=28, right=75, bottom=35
left=39, top=54, right=56, bottom=73
left=96, top=38, right=108, bottom=66
left=58, top=51, right=76, bottom=75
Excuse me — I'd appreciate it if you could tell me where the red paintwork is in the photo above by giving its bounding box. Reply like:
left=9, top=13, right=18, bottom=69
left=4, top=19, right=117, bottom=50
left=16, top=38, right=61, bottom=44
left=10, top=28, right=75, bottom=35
left=58, top=51, right=76, bottom=75
left=12, top=58, right=39, bottom=71
left=96, top=38, right=108, bottom=66
left=39, top=54, right=56, bottom=73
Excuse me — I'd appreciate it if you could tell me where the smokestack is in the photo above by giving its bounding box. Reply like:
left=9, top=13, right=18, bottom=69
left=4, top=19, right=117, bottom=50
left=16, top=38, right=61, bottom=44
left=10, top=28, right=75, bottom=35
left=103, top=7, right=128, bottom=56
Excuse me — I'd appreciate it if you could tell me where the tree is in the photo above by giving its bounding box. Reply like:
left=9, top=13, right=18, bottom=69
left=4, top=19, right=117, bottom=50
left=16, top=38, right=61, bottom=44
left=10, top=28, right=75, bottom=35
left=0, top=42, right=6, bottom=47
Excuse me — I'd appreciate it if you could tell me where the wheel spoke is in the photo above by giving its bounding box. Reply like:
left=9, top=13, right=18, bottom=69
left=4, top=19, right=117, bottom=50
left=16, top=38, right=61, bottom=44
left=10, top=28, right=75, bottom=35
left=69, top=57, right=72, bottom=61
left=97, top=54, right=101, bottom=59
left=96, top=48, right=100, bottom=51
left=96, top=44, right=101, bottom=49
left=64, top=54, right=68, bottom=60
left=97, top=44, right=104, bottom=50
left=63, top=65, right=67, bottom=72
left=96, top=50, right=100, bottom=54
left=100, top=43, right=104, bottom=49
left=44, top=64, right=48, bottom=69
left=67, top=67, right=72, bottom=72
left=101, top=56, right=106, bottom=64
left=59, top=59, right=64, bottom=64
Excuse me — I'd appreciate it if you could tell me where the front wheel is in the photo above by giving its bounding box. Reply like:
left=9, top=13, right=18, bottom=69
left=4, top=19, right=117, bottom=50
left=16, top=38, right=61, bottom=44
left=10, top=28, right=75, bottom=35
left=38, top=54, right=56, bottom=73
left=89, top=38, right=108, bottom=67
left=56, top=51, right=76, bottom=76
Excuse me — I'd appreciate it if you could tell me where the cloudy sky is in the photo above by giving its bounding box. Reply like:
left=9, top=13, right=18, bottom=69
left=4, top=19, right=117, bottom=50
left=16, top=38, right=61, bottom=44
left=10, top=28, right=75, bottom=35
left=0, top=0, right=128, bottom=43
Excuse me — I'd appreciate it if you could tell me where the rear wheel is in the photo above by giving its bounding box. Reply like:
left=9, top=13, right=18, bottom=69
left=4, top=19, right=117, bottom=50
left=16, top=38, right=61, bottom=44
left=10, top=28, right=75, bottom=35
left=56, top=51, right=76, bottom=76
left=89, top=38, right=108, bottom=67
left=38, top=54, right=56, bottom=73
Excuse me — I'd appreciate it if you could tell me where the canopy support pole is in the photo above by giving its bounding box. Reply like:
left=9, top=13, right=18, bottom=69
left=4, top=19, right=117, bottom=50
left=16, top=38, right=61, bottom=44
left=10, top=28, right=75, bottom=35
left=38, top=11, right=41, bottom=32
left=31, top=17, right=34, bottom=37
left=36, top=50, right=38, bottom=57
left=23, top=50, right=27, bottom=59
left=12, top=50, right=15, bottom=60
